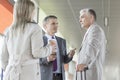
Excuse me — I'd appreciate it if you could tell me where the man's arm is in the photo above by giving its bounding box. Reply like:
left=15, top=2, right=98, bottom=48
left=39, top=53, right=56, bottom=65
left=62, top=39, right=75, bottom=63
left=39, top=57, right=50, bottom=65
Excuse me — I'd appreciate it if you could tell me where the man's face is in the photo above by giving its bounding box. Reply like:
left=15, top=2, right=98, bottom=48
left=79, top=11, right=91, bottom=29
left=45, top=18, right=58, bottom=34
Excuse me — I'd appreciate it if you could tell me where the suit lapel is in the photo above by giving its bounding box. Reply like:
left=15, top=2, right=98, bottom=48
left=43, top=35, right=62, bottom=50
left=55, top=36, right=62, bottom=62
left=55, top=36, right=61, bottom=51
left=81, top=26, right=92, bottom=46
left=43, top=35, right=62, bottom=51
left=43, top=36, right=48, bottom=46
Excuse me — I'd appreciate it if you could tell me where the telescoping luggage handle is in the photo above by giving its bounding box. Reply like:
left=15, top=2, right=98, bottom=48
left=76, top=67, right=88, bottom=80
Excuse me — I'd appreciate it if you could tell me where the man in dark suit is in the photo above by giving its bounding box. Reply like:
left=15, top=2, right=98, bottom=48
left=39, top=15, right=76, bottom=80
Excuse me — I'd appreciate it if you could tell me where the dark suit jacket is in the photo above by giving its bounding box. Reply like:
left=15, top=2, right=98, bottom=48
left=39, top=36, right=72, bottom=80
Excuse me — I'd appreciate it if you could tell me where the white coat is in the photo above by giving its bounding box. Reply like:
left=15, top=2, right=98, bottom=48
left=77, top=23, right=107, bottom=80
left=0, top=34, right=4, bottom=68
left=0, top=23, right=52, bottom=80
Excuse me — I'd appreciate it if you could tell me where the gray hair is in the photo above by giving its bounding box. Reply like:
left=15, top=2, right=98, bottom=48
left=43, top=15, right=57, bottom=25
left=80, top=8, right=97, bottom=21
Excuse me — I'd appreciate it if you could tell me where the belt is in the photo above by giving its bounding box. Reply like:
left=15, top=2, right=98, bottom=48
left=53, top=73, right=62, bottom=76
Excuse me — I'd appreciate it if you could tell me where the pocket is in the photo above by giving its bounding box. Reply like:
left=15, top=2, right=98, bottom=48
left=21, top=63, right=40, bottom=80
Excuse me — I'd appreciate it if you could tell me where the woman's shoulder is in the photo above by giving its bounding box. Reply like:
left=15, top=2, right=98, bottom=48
left=27, top=22, right=42, bottom=33
left=27, top=21, right=39, bottom=27
left=27, top=21, right=39, bottom=28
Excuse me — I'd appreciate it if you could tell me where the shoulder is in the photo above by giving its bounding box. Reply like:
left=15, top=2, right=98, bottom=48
left=43, top=35, right=47, bottom=40
left=90, top=24, right=103, bottom=34
left=27, top=22, right=42, bottom=33
left=28, top=22, right=40, bottom=29
left=56, top=36, right=66, bottom=41
left=89, top=24, right=105, bottom=40
left=55, top=36, right=66, bottom=45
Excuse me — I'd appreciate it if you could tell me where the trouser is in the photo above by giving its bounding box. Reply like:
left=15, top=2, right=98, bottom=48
left=53, top=73, right=63, bottom=80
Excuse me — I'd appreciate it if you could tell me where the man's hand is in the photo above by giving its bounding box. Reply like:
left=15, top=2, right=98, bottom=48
left=47, top=54, right=56, bottom=62
left=49, top=40, right=56, bottom=46
left=49, top=40, right=57, bottom=53
left=76, top=64, right=86, bottom=72
left=68, top=48, right=76, bottom=58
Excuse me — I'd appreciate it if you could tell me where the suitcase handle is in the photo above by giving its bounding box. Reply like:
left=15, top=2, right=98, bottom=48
left=76, top=67, right=88, bottom=80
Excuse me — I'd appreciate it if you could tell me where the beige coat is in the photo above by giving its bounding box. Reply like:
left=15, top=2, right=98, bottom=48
left=0, top=23, right=52, bottom=80
left=77, top=23, right=106, bottom=80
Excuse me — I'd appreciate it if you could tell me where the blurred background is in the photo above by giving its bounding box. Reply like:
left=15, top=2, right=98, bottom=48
left=0, top=0, right=120, bottom=80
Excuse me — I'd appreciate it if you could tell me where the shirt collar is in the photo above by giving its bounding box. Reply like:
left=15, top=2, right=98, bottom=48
left=45, top=34, right=55, bottom=39
left=86, top=22, right=97, bottom=34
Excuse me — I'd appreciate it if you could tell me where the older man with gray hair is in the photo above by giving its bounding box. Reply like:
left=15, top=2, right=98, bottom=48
left=76, top=8, right=107, bottom=80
